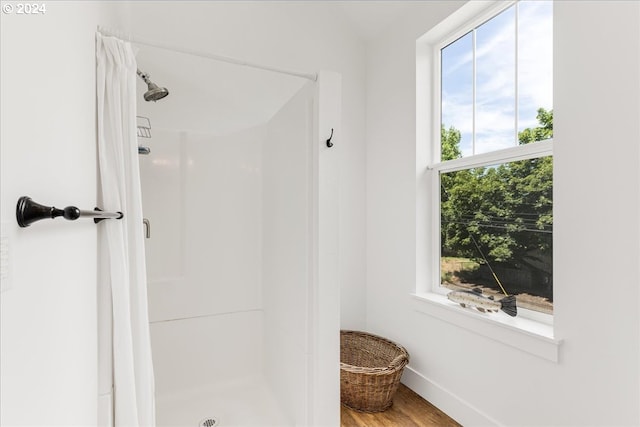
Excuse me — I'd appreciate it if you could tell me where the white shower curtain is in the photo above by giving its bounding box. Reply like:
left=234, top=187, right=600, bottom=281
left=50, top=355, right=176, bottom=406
left=96, top=33, right=156, bottom=427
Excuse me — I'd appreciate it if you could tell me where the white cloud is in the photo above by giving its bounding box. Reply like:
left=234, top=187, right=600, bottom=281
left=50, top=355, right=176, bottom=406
left=518, top=1, right=553, bottom=116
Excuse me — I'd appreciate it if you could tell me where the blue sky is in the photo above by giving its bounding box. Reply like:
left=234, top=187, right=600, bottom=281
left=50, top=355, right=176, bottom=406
left=441, top=1, right=553, bottom=158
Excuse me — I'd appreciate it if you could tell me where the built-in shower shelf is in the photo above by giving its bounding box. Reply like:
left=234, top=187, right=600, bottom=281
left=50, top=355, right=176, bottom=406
left=137, top=116, right=152, bottom=138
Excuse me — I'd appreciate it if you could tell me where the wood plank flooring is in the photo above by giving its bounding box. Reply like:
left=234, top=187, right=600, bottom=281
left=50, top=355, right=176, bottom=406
left=340, top=383, right=461, bottom=427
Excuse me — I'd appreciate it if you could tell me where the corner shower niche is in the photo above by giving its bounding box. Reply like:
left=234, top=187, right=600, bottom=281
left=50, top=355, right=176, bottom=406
left=137, top=49, right=339, bottom=427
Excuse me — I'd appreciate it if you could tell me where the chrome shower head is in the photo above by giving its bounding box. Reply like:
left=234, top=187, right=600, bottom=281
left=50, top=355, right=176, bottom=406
left=137, top=69, right=169, bottom=102
left=143, top=82, right=169, bottom=102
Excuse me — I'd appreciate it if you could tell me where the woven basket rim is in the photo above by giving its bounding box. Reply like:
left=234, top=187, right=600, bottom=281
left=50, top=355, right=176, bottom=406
left=340, top=362, right=407, bottom=375
left=341, top=330, right=409, bottom=352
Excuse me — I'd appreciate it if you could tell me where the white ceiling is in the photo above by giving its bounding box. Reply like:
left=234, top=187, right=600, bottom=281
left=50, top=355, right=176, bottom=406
left=333, top=1, right=422, bottom=40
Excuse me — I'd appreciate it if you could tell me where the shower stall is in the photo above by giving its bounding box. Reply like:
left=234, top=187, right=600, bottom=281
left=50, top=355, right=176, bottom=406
left=134, top=43, right=340, bottom=426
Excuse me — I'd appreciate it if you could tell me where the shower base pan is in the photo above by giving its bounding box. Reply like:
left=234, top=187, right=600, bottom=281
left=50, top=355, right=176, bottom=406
left=156, top=376, right=288, bottom=427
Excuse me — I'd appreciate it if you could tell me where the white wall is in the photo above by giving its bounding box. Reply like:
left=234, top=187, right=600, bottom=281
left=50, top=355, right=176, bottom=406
left=126, top=1, right=368, bottom=331
left=366, top=1, right=640, bottom=426
left=0, top=3, right=126, bottom=426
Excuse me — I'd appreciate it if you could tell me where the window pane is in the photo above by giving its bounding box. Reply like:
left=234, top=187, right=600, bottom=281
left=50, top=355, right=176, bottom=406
left=440, top=157, right=553, bottom=314
left=475, top=6, right=516, bottom=154
left=441, top=32, right=473, bottom=160
left=518, top=0, right=553, bottom=137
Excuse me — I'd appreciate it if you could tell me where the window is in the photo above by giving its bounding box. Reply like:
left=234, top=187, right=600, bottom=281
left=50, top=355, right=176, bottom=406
left=432, top=1, right=553, bottom=316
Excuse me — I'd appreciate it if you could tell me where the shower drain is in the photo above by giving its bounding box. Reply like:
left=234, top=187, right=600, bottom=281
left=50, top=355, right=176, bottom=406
left=198, top=417, right=219, bottom=427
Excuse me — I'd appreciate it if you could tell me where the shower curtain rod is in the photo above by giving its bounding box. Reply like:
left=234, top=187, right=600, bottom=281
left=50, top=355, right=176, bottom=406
left=97, top=27, right=318, bottom=82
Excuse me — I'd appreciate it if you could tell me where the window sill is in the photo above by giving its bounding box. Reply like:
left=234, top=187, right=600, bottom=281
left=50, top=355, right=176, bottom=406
left=411, top=292, right=562, bottom=362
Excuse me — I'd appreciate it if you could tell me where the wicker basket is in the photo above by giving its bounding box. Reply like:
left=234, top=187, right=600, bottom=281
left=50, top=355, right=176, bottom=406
left=340, top=330, right=410, bottom=412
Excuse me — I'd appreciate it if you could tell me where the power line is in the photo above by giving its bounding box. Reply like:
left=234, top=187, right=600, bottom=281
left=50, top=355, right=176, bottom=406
left=442, top=220, right=553, bottom=234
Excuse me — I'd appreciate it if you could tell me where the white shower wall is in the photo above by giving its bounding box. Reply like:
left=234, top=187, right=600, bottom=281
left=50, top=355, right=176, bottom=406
left=262, top=83, right=315, bottom=425
left=141, top=126, right=264, bottom=324
left=140, top=81, right=322, bottom=425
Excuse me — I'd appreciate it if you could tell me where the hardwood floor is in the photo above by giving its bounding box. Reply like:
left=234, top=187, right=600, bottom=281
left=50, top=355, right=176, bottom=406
left=340, top=384, right=461, bottom=427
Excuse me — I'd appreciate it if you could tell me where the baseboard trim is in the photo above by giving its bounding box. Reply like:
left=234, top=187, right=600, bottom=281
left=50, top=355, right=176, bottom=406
left=401, top=366, right=501, bottom=426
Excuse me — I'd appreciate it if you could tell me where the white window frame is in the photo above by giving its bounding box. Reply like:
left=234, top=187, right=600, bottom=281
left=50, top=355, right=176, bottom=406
left=415, top=0, right=561, bottom=361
